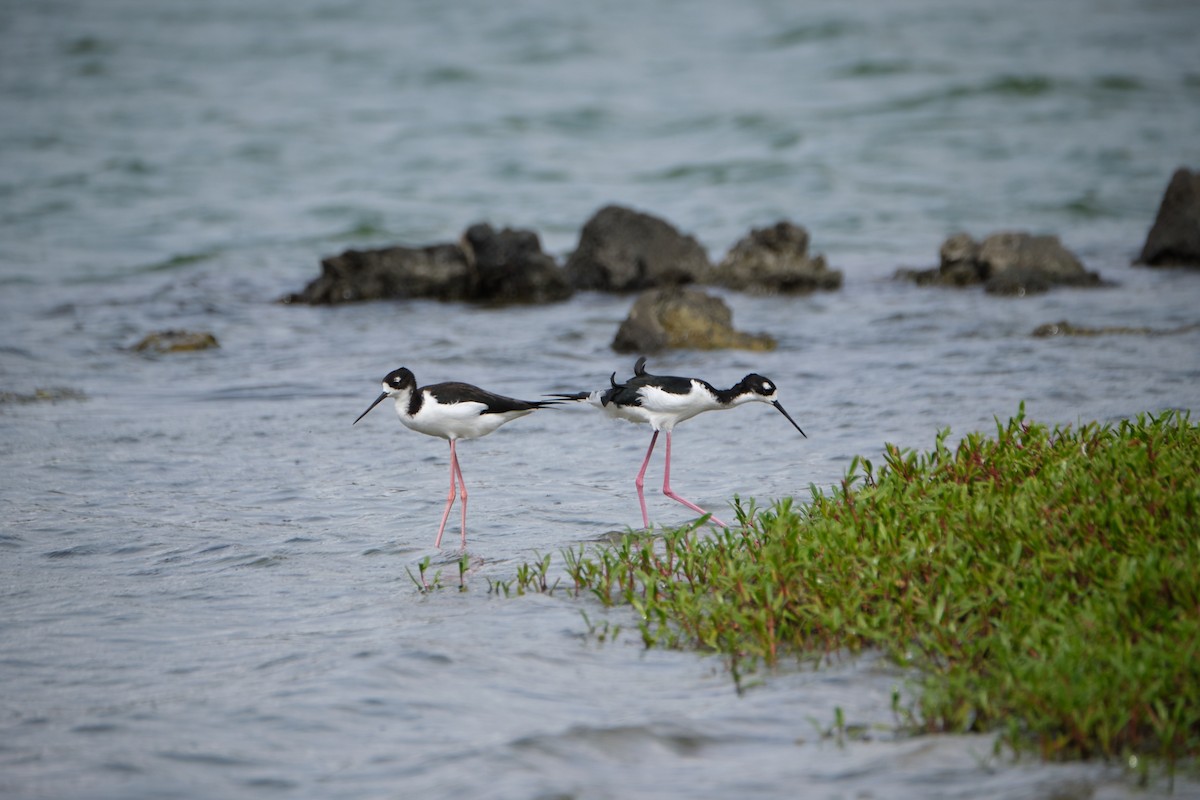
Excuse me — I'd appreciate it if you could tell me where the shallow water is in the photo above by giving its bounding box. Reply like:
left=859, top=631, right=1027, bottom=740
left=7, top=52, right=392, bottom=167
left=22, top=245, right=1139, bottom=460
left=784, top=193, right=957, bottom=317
left=2, top=0, right=1199, bottom=798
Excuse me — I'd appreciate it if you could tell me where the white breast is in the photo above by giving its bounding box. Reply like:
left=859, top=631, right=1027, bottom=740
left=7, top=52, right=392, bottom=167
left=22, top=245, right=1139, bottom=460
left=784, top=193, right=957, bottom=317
left=396, top=397, right=532, bottom=440
left=634, top=383, right=720, bottom=431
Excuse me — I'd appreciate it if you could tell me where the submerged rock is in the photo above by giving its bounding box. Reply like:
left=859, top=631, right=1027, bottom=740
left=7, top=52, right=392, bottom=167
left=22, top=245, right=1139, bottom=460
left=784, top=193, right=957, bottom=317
left=1137, top=167, right=1200, bottom=267
left=133, top=330, right=219, bottom=353
left=565, top=205, right=711, bottom=292
left=285, top=224, right=570, bottom=305
left=0, top=387, right=87, bottom=404
left=1033, top=319, right=1200, bottom=337
left=707, top=221, right=842, bottom=293
left=611, top=287, right=775, bottom=353
left=899, top=231, right=1102, bottom=295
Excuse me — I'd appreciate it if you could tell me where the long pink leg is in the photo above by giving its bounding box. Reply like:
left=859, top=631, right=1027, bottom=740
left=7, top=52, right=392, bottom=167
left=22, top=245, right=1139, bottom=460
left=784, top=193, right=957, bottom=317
left=662, top=431, right=728, bottom=528
left=434, top=440, right=461, bottom=549
left=634, top=431, right=659, bottom=529
left=452, top=443, right=469, bottom=550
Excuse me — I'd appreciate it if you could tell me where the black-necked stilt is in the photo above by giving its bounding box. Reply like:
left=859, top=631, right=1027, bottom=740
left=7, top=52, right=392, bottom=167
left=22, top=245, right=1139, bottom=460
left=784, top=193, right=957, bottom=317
left=553, top=357, right=806, bottom=529
left=354, top=367, right=558, bottom=550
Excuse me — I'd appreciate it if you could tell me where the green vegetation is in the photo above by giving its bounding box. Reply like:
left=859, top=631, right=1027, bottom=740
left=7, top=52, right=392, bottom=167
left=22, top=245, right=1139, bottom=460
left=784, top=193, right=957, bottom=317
left=552, top=408, right=1200, bottom=769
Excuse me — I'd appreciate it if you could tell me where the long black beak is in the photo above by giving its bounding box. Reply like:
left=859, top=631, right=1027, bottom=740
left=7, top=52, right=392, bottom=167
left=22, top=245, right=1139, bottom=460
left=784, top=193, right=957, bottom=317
left=353, top=392, right=388, bottom=425
left=772, top=401, right=807, bottom=438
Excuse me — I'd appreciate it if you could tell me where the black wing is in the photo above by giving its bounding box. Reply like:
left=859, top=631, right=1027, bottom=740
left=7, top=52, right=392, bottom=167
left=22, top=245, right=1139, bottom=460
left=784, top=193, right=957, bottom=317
left=427, top=382, right=555, bottom=413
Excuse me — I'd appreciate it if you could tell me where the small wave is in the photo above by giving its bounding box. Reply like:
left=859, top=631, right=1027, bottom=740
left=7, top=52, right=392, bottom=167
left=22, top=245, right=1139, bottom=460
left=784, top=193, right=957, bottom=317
left=44, top=544, right=102, bottom=559
left=199, top=384, right=302, bottom=402
left=72, top=722, right=122, bottom=735
left=1058, top=192, right=1116, bottom=220
left=329, top=220, right=394, bottom=242
left=0, top=532, right=26, bottom=549
left=985, top=74, right=1055, bottom=96
left=138, top=251, right=220, bottom=274
left=510, top=721, right=720, bottom=760
left=64, top=36, right=114, bottom=57
left=1094, top=74, right=1142, bottom=92
left=420, top=65, right=480, bottom=86
left=836, top=60, right=917, bottom=78
left=156, top=750, right=258, bottom=768
left=855, top=73, right=1059, bottom=116
left=639, top=158, right=795, bottom=186
left=768, top=19, right=861, bottom=48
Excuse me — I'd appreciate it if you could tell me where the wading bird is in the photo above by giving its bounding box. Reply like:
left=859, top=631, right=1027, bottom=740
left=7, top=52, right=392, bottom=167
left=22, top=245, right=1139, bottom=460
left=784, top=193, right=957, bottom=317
left=552, top=358, right=806, bottom=529
left=354, top=367, right=558, bottom=549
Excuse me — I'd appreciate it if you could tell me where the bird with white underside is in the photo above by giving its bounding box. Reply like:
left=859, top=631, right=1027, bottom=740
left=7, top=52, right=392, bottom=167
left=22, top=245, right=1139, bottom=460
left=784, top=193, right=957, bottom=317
left=551, top=357, right=806, bottom=529
left=354, top=367, right=559, bottom=550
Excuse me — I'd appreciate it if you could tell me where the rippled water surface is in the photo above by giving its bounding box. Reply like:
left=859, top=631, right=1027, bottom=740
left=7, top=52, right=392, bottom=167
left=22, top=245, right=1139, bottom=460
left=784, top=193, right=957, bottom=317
left=2, top=1, right=1199, bottom=798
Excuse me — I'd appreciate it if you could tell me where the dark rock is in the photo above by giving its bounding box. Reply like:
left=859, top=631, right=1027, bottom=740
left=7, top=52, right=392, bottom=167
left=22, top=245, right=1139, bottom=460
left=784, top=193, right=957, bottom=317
left=284, top=224, right=571, bottom=305
left=937, top=232, right=984, bottom=286
left=899, top=231, right=1101, bottom=295
left=1137, top=167, right=1200, bottom=267
left=612, top=287, right=776, bottom=353
left=285, top=244, right=472, bottom=304
left=133, top=330, right=219, bottom=353
left=984, top=269, right=1054, bottom=296
left=979, top=232, right=1089, bottom=281
left=707, top=221, right=842, bottom=293
left=461, top=223, right=573, bottom=304
left=565, top=205, right=711, bottom=291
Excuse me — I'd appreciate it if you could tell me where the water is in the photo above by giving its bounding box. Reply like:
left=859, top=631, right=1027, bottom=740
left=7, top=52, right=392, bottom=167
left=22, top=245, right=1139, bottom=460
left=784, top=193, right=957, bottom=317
left=2, top=0, right=1199, bottom=797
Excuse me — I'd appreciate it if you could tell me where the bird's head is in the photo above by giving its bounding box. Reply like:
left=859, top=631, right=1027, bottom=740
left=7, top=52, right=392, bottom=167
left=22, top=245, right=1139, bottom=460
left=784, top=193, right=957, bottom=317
left=737, top=374, right=806, bottom=438
left=354, top=367, right=417, bottom=424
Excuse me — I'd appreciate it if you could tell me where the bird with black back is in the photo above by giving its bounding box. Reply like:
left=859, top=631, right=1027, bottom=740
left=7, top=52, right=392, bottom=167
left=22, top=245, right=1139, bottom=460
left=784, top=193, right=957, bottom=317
left=551, top=358, right=806, bottom=529
left=355, top=367, right=559, bottom=550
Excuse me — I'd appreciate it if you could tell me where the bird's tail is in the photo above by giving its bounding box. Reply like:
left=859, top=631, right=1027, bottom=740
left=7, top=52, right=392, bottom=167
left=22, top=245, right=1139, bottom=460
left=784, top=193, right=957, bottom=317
left=545, top=390, right=605, bottom=407
left=526, top=396, right=580, bottom=410
left=546, top=357, right=650, bottom=408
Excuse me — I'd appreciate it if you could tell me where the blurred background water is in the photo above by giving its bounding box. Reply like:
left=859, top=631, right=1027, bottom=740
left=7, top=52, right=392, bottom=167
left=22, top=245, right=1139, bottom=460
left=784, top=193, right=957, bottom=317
left=2, top=0, right=1198, bottom=798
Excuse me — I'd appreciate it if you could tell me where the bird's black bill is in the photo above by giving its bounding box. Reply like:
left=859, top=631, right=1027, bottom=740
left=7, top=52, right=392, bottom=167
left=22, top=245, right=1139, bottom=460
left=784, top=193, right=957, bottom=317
left=772, top=401, right=807, bottom=438
left=353, top=392, right=388, bottom=425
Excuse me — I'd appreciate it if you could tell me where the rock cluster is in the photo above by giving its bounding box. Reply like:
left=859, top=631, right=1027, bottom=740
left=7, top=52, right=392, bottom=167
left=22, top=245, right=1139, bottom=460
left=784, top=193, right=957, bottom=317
left=284, top=224, right=568, bottom=305
left=281, top=166, right=1192, bottom=352
left=283, top=206, right=840, bottom=352
left=286, top=206, right=843, bottom=305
